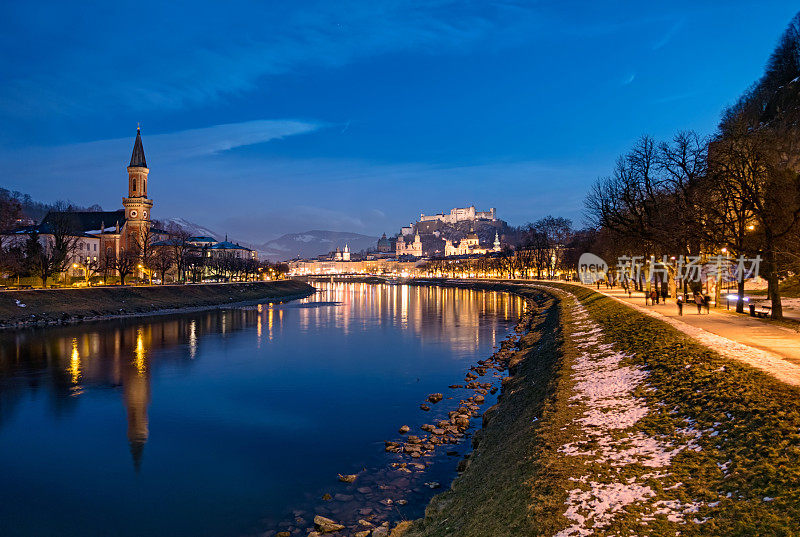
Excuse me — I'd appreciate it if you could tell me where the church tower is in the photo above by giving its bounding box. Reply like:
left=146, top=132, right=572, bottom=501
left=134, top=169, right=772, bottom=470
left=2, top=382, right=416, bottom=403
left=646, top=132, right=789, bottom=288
left=122, top=127, right=154, bottom=248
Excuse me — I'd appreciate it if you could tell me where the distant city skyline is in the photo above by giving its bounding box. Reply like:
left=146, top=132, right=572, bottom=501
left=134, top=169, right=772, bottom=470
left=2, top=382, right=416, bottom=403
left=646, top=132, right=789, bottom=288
left=1, top=1, right=797, bottom=242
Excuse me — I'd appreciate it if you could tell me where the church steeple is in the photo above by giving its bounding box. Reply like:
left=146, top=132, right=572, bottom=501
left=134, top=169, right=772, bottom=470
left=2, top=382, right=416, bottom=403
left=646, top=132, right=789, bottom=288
left=129, top=126, right=147, bottom=168
left=123, top=127, right=154, bottom=248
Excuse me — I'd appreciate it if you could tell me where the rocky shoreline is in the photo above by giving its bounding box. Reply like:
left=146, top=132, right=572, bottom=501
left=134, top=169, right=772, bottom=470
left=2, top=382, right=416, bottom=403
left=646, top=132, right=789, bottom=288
left=259, top=283, right=546, bottom=537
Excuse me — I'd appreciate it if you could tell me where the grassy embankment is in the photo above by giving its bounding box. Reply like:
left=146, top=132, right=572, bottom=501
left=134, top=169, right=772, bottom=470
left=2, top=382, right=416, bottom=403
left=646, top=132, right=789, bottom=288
left=0, top=280, right=314, bottom=328
left=750, top=275, right=800, bottom=298
left=401, top=282, right=800, bottom=536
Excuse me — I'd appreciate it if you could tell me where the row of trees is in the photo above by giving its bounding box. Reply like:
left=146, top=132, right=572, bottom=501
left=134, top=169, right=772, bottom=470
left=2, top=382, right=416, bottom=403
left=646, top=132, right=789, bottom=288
left=415, top=15, right=800, bottom=321
left=420, top=216, right=582, bottom=279
left=0, top=212, right=287, bottom=287
left=582, top=14, right=800, bottom=318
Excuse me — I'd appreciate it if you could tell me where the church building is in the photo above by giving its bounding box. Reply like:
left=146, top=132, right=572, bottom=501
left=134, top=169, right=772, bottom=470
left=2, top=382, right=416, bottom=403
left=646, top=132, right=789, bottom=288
left=4, top=128, right=164, bottom=280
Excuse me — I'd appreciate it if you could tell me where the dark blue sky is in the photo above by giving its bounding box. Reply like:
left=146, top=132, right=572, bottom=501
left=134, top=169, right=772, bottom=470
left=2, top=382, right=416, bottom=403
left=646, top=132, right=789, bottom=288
left=1, top=1, right=796, bottom=242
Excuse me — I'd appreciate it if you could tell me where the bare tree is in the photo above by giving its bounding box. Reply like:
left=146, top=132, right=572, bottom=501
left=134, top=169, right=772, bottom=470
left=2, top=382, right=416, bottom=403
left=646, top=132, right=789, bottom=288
left=0, top=194, right=23, bottom=251
left=111, top=246, right=140, bottom=285
left=151, top=246, right=176, bottom=284
left=131, top=226, right=156, bottom=272
left=709, top=116, right=800, bottom=318
left=24, top=209, right=80, bottom=287
left=0, top=245, right=26, bottom=286
left=166, top=223, right=193, bottom=283
left=532, top=216, right=573, bottom=278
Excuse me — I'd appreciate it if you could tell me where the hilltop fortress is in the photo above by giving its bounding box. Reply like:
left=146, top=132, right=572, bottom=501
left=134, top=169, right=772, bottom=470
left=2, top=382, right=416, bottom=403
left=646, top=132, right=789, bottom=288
left=403, top=205, right=496, bottom=235
left=395, top=205, right=505, bottom=258
left=418, top=206, right=496, bottom=225
left=290, top=205, right=507, bottom=275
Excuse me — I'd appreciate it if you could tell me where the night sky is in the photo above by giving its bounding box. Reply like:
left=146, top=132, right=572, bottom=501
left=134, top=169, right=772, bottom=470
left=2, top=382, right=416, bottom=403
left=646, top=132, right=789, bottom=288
left=1, top=1, right=796, bottom=242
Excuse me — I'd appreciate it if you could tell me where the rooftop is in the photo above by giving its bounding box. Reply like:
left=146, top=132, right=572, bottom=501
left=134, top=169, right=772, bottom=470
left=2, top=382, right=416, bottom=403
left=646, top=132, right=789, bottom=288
left=129, top=127, right=147, bottom=168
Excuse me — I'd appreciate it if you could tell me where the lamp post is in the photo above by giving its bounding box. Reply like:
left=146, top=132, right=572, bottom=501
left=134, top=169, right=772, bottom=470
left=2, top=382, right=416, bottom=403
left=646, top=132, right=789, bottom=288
left=72, top=261, right=90, bottom=285
left=716, top=248, right=729, bottom=308
left=137, top=264, right=152, bottom=285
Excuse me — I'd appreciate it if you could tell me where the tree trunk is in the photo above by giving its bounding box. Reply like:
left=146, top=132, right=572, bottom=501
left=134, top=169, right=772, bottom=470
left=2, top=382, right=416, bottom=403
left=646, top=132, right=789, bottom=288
left=736, top=279, right=746, bottom=313
left=765, top=250, right=783, bottom=319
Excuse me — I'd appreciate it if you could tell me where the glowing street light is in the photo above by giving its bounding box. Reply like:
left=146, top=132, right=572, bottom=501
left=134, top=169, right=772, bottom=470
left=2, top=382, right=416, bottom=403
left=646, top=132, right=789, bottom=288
left=72, top=261, right=90, bottom=285
left=138, top=264, right=153, bottom=285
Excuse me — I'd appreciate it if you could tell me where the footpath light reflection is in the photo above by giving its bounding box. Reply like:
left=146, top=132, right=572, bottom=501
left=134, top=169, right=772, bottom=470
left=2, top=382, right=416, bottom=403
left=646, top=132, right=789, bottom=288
left=189, top=320, right=197, bottom=358
left=70, top=337, right=81, bottom=385
left=135, top=328, right=146, bottom=375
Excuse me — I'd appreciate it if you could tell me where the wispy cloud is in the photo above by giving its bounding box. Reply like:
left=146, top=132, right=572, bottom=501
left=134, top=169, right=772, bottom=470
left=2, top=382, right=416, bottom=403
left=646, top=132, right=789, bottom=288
left=622, top=73, right=636, bottom=85
left=146, top=120, right=323, bottom=160
left=1, top=118, right=320, bottom=166
left=652, top=19, right=685, bottom=50
left=0, top=119, right=321, bottom=206
left=1, top=130, right=598, bottom=241
left=0, top=1, right=543, bottom=117
left=653, top=91, right=699, bottom=104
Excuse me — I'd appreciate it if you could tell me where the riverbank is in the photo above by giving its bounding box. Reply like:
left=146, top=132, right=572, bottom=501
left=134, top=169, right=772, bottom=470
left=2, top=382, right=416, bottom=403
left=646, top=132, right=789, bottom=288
left=399, top=281, right=800, bottom=536
left=0, top=280, right=315, bottom=329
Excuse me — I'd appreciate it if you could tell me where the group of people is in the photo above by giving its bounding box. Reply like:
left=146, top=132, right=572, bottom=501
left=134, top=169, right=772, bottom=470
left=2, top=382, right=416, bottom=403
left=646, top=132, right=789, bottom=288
left=675, top=292, right=710, bottom=316
left=592, top=278, right=712, bottom=316
left=644, top=287, right=670, bottom=305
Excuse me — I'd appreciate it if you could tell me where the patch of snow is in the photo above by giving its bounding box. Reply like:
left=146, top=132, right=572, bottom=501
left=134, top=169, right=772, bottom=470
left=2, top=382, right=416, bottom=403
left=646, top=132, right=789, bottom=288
left=547, top=294, right=713, bottom=535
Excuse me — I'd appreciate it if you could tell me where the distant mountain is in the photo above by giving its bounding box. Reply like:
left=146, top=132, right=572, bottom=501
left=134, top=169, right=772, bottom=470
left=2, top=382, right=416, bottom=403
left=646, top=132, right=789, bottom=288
left=258, top=230, right=380, bottom=261
left=160, top=217, right=221, bottom=239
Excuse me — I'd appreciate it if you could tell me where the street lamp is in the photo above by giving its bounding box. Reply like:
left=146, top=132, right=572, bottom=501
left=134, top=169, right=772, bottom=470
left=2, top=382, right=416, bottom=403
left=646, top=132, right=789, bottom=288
left=138, top=264, right=152, bottom=285
left=72, top=262, right=90, bottom=285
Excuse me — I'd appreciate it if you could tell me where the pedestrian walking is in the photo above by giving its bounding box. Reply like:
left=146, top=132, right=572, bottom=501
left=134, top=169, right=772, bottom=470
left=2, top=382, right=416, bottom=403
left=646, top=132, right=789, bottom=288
left=694, top=293, right=703, bottom=314
left=703, top=294, right=711, bottom=314
left=676, top=295, right=683, bottom=316
left=650, top=290, right=658, bottom=305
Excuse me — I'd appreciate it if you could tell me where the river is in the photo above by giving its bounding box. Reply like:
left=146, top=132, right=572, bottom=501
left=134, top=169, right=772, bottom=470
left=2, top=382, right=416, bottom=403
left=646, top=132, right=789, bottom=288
left=0, top=282, right=524, bottom=536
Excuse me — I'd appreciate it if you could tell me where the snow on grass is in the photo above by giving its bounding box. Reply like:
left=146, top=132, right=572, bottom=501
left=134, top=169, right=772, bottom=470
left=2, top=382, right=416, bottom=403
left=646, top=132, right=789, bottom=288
left=558, top=481, right=656, bottom=535
left=555, top=300, right=710, bottom=535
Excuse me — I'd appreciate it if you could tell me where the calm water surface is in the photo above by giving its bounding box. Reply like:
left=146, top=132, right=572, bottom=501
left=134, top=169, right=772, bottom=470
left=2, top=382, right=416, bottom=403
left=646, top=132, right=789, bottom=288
left=0, top=282, right=523, bottom=537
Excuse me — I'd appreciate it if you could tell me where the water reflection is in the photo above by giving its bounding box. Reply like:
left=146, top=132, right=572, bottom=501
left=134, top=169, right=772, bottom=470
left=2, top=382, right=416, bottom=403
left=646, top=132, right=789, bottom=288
left=0, top=309, right=271, bottom=470
left=300, top=282, right=522, bottom=355
left=0, top=283, right=524, bottom=537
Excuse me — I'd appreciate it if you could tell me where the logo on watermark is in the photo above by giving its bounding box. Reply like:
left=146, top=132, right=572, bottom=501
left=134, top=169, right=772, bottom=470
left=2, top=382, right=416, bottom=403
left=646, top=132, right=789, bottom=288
left=578, top=253, right=608, bottom=284
left=578, top=253, right=762, bottom=283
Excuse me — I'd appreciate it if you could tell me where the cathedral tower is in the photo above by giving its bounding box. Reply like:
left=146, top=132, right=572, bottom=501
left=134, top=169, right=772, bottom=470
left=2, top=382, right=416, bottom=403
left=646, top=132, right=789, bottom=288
left=122, top=127, right=154, bottom=248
